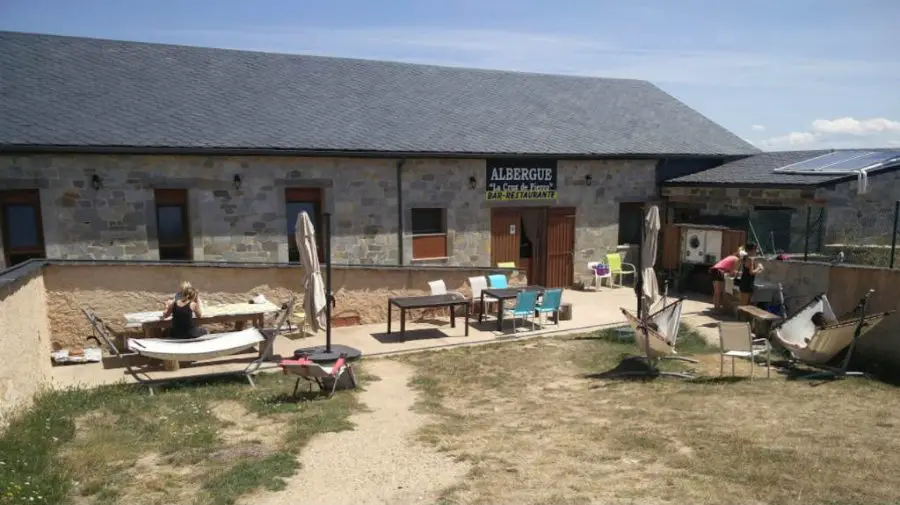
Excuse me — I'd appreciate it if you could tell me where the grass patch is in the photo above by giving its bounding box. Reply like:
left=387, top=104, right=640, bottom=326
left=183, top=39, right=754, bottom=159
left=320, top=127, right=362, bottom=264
left=201, top=452, right=299, bottom=505
left=0, top=369, right=364, bottom=505
left=399, top=324, right=900, bottom=505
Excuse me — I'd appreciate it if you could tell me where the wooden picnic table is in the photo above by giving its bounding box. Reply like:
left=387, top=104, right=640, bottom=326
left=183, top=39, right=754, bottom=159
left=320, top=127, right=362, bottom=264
left=124, top=301, right=280, bottom=339
left=737, top=304, right=783, bottom=338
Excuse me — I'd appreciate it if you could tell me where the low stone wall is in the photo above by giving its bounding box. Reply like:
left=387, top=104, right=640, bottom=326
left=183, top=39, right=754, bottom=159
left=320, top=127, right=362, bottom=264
left=758, top=259, right=900, bottom=373
left=43, top=262, right=525, bottom=349
left=0, top=266, right=53, bottom=427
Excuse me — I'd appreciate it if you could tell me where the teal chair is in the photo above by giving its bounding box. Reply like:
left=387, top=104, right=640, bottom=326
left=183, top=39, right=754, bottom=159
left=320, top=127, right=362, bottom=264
left=505, top=290, right=538, bottom=333
left=487, top=274, right=508, bottom=289
left=536, top=289, right=563, bottom=327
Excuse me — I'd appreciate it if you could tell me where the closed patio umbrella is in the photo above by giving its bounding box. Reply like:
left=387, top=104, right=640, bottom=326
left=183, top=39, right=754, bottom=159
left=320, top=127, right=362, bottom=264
left=295, top=211, right=327, bottom=333
left=641, top=205, right=662, bottom=315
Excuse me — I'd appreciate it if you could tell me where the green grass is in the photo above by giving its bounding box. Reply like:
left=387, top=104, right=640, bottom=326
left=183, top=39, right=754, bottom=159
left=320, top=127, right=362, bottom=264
left=202, top=452, right=299, bottom=505
left=0, top=371, right=363, bottom=505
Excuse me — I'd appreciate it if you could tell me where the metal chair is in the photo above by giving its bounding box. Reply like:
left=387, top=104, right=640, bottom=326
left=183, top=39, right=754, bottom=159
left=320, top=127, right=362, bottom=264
left=719, top=321, right=771, bottom=379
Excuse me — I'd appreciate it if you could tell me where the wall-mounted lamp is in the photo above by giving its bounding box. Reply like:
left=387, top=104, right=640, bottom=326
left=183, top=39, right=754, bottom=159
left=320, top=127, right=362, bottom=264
left=469, top=176, right=477, bottom=190
left=584, top=174, right=593, bottom=186
left=233, top=174, right=242, bottom=190
left=90, top=174, right=103, bottom=190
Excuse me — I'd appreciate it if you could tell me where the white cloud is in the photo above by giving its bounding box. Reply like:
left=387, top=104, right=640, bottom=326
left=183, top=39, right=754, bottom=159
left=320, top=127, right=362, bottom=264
left=811, top=117, right=900, bottom=135
left=758, top=117, right=900, bottom=151
left=751, top=124, right=766, bottom=131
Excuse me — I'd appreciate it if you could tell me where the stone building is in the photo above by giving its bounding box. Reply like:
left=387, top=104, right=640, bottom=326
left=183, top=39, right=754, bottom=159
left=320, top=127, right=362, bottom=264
left=662, top=150, right=900, bottom=261
left=0, top=31, right=758, bottom=286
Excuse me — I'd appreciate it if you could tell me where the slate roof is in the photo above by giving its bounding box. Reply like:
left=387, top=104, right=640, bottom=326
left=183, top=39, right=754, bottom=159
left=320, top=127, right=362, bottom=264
left=0, top=31, right=759, bottom=157
left=664, top=149, right=900, bottom=187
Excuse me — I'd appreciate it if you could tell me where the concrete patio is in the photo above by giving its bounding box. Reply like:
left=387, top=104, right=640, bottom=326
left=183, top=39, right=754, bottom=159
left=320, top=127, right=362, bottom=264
left=50, top=287, right=720, bottom=389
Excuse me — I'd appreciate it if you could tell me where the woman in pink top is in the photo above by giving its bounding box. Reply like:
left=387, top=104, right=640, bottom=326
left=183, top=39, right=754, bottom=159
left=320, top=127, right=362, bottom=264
left=709, top=243, right=757, bottom=310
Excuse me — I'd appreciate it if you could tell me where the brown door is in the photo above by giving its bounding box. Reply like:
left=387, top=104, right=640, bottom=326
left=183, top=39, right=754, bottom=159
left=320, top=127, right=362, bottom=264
left=491, top=209, right=521, bottom=267
left=545, top=208, right=575, bottom=288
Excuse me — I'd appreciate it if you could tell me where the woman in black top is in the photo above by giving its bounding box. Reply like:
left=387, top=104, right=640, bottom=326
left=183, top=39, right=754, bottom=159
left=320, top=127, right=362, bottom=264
left=161, top=285, right=208, bottom=339
left=738, top=248, right=764, bottom=306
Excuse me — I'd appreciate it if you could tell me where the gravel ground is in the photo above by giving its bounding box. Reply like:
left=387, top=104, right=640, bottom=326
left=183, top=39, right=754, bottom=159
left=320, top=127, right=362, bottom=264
left=245, top=359, right=468, bottom=505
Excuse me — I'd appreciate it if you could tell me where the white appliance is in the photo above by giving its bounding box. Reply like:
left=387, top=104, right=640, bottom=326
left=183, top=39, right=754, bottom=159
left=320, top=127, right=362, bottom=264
left=681, top=228, right=723, bottom=265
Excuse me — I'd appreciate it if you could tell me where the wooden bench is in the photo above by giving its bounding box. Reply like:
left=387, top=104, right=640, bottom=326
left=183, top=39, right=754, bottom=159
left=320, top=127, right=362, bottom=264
left=737, top=305, right=783, bottom=338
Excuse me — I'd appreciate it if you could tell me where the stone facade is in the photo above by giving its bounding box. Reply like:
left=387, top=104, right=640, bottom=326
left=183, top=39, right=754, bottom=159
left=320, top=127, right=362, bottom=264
left=662, top=186, right=816, bottom=252
left=0, top=154, right=659, bottom=281
left=662, top=170, right=900, bottom=257
left=815, top=168, right=900, bottom=245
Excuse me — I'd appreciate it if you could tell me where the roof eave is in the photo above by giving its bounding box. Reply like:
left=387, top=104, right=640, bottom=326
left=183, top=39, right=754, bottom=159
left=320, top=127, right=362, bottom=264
left=0, top=143, right=758, bottom=159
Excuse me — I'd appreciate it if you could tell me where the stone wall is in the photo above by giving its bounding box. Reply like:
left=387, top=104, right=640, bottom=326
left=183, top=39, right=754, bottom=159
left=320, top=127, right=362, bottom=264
left=0, top=269, right=53, bottom=427
left=0, top=154, right=399, bottom=267
left=663, top=185, right=815, bottom=252
left=1, top=154, right=659, bottom=283
left=42, top=263, right=525, bottom=349
left=815, top=169, right=900, bottom=245
left=663, top=171, right=900, bottom=257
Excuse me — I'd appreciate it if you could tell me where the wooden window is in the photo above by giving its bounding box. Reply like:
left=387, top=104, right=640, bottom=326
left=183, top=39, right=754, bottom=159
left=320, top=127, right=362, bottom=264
left=411, top=208, right=447, bottom=260
left=0, top=190, right=46, bottom=267
left=618, top=202, right=644, bottom=245
left=154, top=189, right=192, bottom=260
left=285, top=188, right=323, bottom=263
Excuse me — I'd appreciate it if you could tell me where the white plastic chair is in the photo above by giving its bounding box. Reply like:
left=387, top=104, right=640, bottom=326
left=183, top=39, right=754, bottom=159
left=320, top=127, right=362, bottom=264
left=428, top=280, right=447, bottom=295
left=468, top=275, right=500, bottom=317
left=719, top=321, right=771, bottom=379
left=587, top=262, right=612, bottom=290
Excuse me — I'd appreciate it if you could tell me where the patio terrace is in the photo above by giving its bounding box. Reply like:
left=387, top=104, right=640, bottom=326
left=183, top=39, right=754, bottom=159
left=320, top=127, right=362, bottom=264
left=0, top=259, right=719, bottom=421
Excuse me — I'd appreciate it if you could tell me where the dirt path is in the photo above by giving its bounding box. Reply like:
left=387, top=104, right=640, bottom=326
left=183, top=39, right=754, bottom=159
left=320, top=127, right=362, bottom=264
left=246, top=359, right=468, bottom=505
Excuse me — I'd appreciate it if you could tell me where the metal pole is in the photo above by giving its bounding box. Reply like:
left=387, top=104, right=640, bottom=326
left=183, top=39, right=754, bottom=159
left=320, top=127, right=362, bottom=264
left=891, top=200, right=899, bottom=269
left=635, top=211, right=644, bottom=318
left=804, top=206, right=811, bottom=261
left=324, top=212, right=333, bottom=352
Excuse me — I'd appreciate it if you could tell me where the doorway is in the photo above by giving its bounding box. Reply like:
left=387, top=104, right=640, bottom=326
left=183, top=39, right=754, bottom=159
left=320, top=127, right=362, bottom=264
left=490, top=207, right=575, bottom=288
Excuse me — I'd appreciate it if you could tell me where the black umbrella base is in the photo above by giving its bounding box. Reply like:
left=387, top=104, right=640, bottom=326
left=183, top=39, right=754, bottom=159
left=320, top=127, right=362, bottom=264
left=293, top=344, right=362, bottom=363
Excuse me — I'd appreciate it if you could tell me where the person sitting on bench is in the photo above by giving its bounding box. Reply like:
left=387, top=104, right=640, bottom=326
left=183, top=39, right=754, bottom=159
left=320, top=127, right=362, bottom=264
left=162, top=285, right=209, bottom=339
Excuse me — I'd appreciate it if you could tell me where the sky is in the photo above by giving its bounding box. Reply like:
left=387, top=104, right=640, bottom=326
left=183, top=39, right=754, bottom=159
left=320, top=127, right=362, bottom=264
left=2, top=0, right=898, bottom=152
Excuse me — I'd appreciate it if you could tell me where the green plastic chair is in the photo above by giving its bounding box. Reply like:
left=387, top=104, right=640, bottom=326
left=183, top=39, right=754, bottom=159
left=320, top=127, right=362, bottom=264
left=606, top=253, right=636, bottom=287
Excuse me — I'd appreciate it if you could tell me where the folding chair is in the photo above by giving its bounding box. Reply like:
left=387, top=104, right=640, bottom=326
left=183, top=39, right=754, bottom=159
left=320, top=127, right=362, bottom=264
left=280, top=354, right=357, bottom=397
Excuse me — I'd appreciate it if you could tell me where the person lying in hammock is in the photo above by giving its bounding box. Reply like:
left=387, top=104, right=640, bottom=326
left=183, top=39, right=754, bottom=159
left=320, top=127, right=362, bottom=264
left=804, top=312, right=830, bottom=343
left=161, top=285, right=209, bottom=339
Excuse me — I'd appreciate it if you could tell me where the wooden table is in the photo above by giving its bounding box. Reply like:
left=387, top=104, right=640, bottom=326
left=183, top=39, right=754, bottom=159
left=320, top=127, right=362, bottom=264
left=737, top=305, right=783, bottom=338
left=387, top=294, right=471, bottom=341
left=479, top=285, right=544, bottom=331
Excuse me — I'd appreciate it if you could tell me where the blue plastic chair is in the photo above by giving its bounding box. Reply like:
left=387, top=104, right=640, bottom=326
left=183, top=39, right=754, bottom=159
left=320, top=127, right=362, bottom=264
left=536, top=289, right=563, bottom=327
left=505, top=290, right=538, bottom=333
left=487, top=274, right=508, bottom=289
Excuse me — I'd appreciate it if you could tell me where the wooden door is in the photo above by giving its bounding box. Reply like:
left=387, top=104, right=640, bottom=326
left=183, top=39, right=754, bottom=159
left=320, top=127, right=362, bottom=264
left=491, top=209, right=521, bottom=267
left=545, top=208, right=575, bottom=288
left=722, top=229, right=747, bottom=259
left=661, top=224, right=680, bottom=270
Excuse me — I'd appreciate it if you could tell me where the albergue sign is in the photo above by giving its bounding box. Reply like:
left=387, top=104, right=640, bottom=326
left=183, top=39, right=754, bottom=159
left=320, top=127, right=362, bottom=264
left=485, top=160, right=558, bottom=201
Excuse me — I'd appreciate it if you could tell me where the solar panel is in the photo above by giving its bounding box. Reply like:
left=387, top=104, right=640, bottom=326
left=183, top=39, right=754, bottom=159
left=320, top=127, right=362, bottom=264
left=821, top=151, right=900, bottom=172
left=773, top=150, right=900, bottom=174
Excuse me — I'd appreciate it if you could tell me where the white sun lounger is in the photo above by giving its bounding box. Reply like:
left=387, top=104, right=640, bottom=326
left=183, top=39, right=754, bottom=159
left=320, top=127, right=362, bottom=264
left=126, top=329, right=265, bottom=362
left=82, top=299, right=293, bottom=395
